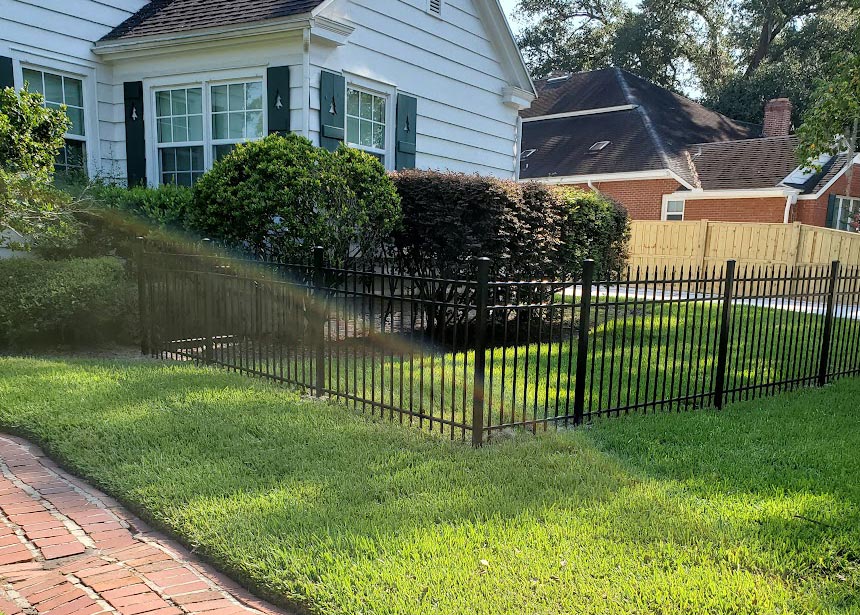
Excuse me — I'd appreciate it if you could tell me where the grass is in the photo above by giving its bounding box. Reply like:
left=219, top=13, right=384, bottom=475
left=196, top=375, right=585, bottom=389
left=0, top=356, right=857, bottom=614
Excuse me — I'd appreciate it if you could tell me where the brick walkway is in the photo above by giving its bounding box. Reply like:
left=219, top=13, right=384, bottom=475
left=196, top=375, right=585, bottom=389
left=0, top=435, right=290, bottom=615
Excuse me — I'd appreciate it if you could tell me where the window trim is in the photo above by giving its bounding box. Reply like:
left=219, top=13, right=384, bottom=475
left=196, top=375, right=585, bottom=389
left=834, top=195, right=860, bottom=231
left=143, top=69, right=268, bottom=187
left=345, top=86, right=388, bottom=160
left=13, top=58, right=98, bottom=176
left=342, top=73, right=396, bottom=170
left=661, top=196, right=686, bottom=221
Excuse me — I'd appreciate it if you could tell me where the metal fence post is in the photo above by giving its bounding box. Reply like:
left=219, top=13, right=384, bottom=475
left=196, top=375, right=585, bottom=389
left=472, top=257, right=491, bottom=447
left=818, top=260, right=840, bottom=387
left=313, top=246, right=326, bottom=397
left=572, top=259, right=595, bottom=426
left=202, top=239, right=215, bottom=365
left=134, top=237, right=150, bottom=356
left=714, top=259, right=736, bottom=409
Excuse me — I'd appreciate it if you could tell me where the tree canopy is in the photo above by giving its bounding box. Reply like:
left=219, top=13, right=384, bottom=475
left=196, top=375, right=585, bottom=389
left=514, top=0, right=860, bottom=124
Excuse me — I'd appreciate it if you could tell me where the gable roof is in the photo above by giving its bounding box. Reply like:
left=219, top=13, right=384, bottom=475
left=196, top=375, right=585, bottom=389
left=102, top=0, right=326, bottom=41
left=520, top=68, right=759, bottom=184
left=690, top=136, right=799, bottom=190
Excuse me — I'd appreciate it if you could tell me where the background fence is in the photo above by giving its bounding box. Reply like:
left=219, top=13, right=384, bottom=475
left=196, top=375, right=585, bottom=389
left=629, top=221, right=860, bottom=272
left=138, top=240, right=860, bottom=445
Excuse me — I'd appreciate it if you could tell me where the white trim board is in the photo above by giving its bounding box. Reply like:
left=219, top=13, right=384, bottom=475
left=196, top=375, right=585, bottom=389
left=521, top=105, right=638, bottom=123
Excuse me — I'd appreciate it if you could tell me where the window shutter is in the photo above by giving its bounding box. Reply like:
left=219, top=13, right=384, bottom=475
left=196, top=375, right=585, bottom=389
left=123, top=81, right=146, bottom=187
left=319, top=70, right=345, bottom=152
left=395, top=93, right=417, bottom=170
left=267, top=66, right=290, bottom=136
left=825, top=194, right=838, bottom=229
left=0, top=56, right=13, bottom=90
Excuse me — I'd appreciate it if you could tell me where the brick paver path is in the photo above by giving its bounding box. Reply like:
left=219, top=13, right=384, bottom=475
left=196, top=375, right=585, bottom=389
left=0, top=435, right=290, bottom=615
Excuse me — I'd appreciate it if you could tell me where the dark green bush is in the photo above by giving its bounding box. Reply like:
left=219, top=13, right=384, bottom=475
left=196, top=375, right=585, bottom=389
left=0, top=257, right=137, bottom=349
left=189, top=134, right=401, bottom=265
left=391, top=171, right=628, bottom=279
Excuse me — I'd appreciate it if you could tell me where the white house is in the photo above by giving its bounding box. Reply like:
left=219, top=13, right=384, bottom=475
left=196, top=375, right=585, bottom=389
left=0, top=0, right=535, bottom=186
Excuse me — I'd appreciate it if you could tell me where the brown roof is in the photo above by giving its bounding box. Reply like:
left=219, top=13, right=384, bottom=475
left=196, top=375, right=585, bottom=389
left=689, top=136, right=799, bottom=190
left=101, top=0, right=325, bottom=41
left=520, top=68, right=760, bottom=185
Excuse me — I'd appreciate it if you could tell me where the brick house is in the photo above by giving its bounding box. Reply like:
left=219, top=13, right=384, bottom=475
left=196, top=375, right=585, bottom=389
left=519, top=68, right=859, bottom=230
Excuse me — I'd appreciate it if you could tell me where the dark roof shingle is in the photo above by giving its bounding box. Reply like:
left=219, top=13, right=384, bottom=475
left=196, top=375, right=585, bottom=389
left=690, top=136, right=798, bottom=190
left=101, top=0, right=325, bottom=41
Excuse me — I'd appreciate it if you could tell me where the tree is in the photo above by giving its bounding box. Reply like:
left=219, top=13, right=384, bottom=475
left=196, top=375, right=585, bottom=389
left=0, top=86, right=71, bottom=247
left=796, top=54, right=860, bottom=201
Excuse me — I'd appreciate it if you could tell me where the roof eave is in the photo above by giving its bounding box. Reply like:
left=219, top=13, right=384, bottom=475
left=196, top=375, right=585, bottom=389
left=93, top=14, right=314, bottom=56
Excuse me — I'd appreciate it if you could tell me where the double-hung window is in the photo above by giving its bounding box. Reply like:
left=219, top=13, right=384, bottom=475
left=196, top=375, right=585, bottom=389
left=834, top=195, right=860, bottom=231
left=665, top=199, right=685, bottom=221
left=346, top=87, right=387, bottom=164
left=22, top=68, right=86, bottom=173
left=154, top=79, right=264, bottom=186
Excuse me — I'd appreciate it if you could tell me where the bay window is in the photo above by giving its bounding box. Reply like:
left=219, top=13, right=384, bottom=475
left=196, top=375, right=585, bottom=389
left=153, top=79, right=264, bottom=185
left=22, top=68, right=86, bottom=173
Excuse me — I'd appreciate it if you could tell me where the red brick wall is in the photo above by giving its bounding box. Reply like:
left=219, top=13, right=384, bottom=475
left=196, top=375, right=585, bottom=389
left=796, top=163, right=860, bottom=227
left=683, top=197, right=788, bottom=223
left=587, top=179, right=682, bottom=219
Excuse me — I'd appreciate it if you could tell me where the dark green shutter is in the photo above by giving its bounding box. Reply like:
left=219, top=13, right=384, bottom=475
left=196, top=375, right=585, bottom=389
left=0, top=56, right=13, bottom=90
left=319, top=70, right=345, bottom=151
left=825, top=194, right=838, bottom=229
left=267, top=66, right=290, bottom=136
left=124, top=81, right=146, bottom=187
left=395, top=93, right=417, bottom=170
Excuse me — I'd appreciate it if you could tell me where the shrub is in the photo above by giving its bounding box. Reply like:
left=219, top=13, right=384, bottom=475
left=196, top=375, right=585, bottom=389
left=0, top=257, right=137, bottom=349
left=556, top=188, right=630, bottom=279
left=188, top=134, right=401, bottom=265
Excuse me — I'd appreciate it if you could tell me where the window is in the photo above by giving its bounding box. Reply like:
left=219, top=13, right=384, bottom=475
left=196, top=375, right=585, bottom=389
left=665, top=200, right=685, bottom=221
left=22, top=68, right=86, bottom=173
left=155, top=87, right=204, bottom=186
left=589, top=141, right=610, bottom=152
left=346, top=87, right=387, bottom=163
left=834, top=195, right=860, bottom=231
left=153, top=79, right=263, bottom=186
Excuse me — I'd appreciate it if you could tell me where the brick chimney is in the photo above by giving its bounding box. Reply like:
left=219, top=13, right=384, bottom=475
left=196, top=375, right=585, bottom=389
left=763, top=98, right=793, bottom=138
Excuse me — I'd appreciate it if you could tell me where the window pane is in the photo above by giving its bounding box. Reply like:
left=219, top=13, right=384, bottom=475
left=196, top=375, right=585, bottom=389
left=191, top=146, right=204, bottom=171
left=347, top=117, right=359, bottom=145
left=359, top=119, right=373, bottom=147
left=66, top=106, right=85, bottom=136
left=347, top=89, right=359, bottom=116
left=667, top=201, right=684, bottom=213
left=157, top=118, right=173, bottom=143
left=214, top=144, right=235, bottom=161
left=23, top=69, right=42, bottom=94
left=667, top=213, right=683, bottom=221
left=246, top=111, right=263, bottom=138
left=212, top=113, right=228, bottom=140
left=156, top=91, right=171, bottom=117
left=171, top=89, right=187, bottom=116
left=187, top=88, right=202, bottom=114
left=188, top=115, right=203, bottom=141
left=176, top=147, right=191, bottom=171
left=211, top=85, right=228, bottom=113
left=229, top=84, right=245, bottom=111
left=44, top=73, right=63, bottom=104
left=228, top=112, right=244, bottom=139
left=161, top=148, right=176, bottom=171
left=360, top=92, right=372, bottom=119
left=372, top=96, right=385, bottom=123
left=64, top=77, right=83, bottom=107
left=245, top=82, right=263, bottom=110
left=172, top=116, right=188, bottom=142
left=372, top=123, right=385, bottom=150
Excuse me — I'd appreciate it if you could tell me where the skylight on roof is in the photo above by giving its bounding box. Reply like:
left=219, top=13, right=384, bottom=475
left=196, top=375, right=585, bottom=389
left=589, top=141, right=610, bottom=152
left=546, top=75, right=571, bottom=84
left=520, top=149, right=537, bottom=160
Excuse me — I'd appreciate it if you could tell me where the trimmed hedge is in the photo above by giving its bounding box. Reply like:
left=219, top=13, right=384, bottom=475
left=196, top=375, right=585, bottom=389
left=0, top=257, right=137, bottom=349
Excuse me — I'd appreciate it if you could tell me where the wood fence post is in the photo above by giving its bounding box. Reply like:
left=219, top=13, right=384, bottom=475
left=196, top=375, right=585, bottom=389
left=714, top=259, right=736, bottom=409
left=697, top=219, right=709, bottom=272
left=471, top=257, right=491, bottom=447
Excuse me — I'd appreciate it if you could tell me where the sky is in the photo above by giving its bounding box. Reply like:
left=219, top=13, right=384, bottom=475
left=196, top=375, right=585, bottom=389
left=499, top=0, right=521, bottom=32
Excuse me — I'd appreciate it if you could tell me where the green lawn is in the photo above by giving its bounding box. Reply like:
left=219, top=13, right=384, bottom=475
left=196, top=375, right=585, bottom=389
left=0, top=357, right=857, bottom=614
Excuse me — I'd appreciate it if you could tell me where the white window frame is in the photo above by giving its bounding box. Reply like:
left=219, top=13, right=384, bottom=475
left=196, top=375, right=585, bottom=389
left=834, top=195, right=860, bottom=232
left=11, top=55, right=98, bottom=176
left=342, top=73, right=396, bottom=171
left=143, top=68, right=268, bottom=187
left=662, top=196, right=686, bottom=221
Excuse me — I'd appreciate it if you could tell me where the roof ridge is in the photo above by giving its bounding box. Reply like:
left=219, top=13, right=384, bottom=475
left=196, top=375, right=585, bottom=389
left=614, top=67, right=674, bottom=171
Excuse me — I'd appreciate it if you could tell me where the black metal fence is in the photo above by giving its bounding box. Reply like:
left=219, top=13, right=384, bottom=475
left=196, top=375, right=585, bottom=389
left=137, top=240, right=860, bottom=445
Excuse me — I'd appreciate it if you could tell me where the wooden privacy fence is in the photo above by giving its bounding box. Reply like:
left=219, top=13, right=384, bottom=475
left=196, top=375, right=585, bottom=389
left=629, top=221, right=860, bottom=272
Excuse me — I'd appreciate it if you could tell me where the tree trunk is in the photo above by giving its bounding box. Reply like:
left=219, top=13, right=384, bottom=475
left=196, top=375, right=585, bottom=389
left=745, top=5, right=782, bottom=77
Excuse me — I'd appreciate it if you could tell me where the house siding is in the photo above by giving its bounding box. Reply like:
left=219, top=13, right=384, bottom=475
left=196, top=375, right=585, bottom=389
left=0, top=0, right=149, bottom=179
left=313, top=0, right=522, bottom=177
